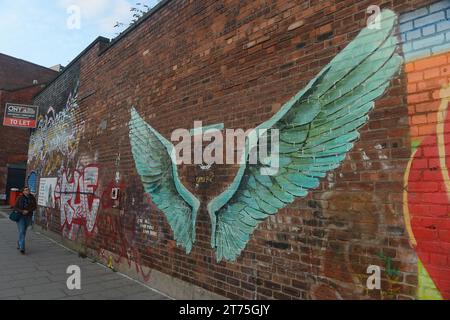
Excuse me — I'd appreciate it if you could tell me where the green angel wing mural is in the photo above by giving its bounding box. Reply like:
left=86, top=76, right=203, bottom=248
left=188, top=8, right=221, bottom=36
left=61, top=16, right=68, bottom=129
left=129, top=9, right=403, bottom=262
left=129, top=108, right=200, bottom=253
left=207, top=9, right=403, bottom=261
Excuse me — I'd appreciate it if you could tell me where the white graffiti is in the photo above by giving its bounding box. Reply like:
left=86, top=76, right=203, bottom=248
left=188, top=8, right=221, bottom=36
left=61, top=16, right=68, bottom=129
left=137, top=218, right=155, bottom=236
left=28, top=82, right=85, bottom=162
left=54, top=166, right=100, bottom=233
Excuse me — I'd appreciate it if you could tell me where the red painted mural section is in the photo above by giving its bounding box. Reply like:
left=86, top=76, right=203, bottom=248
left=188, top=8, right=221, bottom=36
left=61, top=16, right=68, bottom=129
left=408, top=102, right=450, bottom=299
left=406, top=51, right=450, bottom=299
left=54, top=165, right=100, bottom=235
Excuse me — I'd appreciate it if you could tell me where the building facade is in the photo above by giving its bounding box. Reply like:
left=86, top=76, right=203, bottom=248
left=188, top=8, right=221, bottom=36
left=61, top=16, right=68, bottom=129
left=0, top=53, right=57, bottom=204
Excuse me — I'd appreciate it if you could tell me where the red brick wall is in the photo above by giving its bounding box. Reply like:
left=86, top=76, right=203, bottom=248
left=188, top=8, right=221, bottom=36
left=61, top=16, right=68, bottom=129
left=0, top=85, right=46, bottom=203
left=0, top=53, right=58, bottom=91
left=29, top=0, right=444, bottom=300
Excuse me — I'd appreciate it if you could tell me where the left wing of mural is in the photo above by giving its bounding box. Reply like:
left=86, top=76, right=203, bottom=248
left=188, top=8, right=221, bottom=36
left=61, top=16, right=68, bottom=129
left=129, top=107, right=200, bottom=253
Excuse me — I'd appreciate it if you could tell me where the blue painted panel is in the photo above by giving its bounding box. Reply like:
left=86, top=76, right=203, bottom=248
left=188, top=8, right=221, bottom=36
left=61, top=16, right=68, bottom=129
left=27, top=172, right=38, bottom=194
left=400, top=0, right=450, bottom=62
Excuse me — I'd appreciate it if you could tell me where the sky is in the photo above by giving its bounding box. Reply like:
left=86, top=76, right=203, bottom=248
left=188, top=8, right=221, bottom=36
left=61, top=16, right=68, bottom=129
left=0, top=0, right=160, bottom=68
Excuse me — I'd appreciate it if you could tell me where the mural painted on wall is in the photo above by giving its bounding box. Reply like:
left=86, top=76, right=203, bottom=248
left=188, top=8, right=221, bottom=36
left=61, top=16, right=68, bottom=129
left=129, top=10, right=402, bottom=261
left=28, top=81, right=85, bottom=172
left=27, top=172, right=37, bottom=194
left=27, top=74, right=156, bottom=278
left=54, top=165, right=100, bottom=235
left=129, top=107, right=200, bottom=254
left=400, top=0, right=450, bottom=300
left=23, top=2, right=450, bottom=300
left=27, top=77, right=104, bottom=241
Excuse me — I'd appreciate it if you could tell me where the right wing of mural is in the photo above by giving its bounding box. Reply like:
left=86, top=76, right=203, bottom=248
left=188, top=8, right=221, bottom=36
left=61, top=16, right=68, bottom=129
left=129, top=108, right=200, bottom=253
left=207, top=9, right=403, bottom=262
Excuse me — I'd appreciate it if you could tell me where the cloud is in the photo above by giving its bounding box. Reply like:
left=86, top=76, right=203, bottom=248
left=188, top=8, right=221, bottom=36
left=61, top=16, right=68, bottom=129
left=98, top=0, right=133, bottom=34
left=56, top=0, right=139, bottom=36
left=57, top=0, right=110, bottom=19
left=0, top=0, right=161, bottom=67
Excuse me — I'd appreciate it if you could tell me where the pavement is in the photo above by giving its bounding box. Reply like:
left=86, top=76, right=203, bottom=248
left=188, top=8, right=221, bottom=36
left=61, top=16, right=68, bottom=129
left=0, top=206, right=172, bottom=300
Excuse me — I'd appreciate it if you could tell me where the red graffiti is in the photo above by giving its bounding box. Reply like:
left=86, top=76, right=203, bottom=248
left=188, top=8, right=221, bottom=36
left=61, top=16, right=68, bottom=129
left=54, top=165, right=100, bottom=235
left=95, top=212, right=152, bottom=282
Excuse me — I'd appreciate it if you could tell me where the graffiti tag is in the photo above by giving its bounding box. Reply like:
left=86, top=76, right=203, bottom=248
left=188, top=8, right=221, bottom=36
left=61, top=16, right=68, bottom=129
left=55, top=165, right=100, bottom=233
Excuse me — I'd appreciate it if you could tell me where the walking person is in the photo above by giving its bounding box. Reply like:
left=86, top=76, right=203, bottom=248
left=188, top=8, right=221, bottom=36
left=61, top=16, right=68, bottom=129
left=14, top=187, right=37, bottom=254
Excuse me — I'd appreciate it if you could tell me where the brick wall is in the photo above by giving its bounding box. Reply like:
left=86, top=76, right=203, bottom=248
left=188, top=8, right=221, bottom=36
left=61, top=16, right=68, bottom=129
left=28, top=0, right=449, bottom=300
left=0, top=85, right=47, bottom=203
left=0, top=53, right=58, bottom=91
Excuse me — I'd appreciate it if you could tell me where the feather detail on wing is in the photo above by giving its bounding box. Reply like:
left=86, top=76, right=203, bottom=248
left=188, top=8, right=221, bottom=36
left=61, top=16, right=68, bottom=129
left=207, top=9, right=403, bottom=262
left=129, top=108, right=200, bottom=253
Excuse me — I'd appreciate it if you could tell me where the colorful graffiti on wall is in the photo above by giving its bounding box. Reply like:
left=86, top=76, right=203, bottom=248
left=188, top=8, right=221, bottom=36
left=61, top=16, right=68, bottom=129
left=27, top=74, right=156, bottom=279
left=54, top=165, right=100, bottom=235
left=400, top=0, right=450, bottom=300
left=28, top=79, right=103, bottom=241
left=28, top=81, right=85, bottom=172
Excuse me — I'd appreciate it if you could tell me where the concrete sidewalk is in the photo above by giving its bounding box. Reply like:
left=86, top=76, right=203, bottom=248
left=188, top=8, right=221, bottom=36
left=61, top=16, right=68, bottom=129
left=0, top=207, right=171, bottom=300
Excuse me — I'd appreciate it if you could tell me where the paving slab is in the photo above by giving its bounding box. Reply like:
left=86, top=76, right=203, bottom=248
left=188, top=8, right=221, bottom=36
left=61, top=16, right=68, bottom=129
left=0, top=206, right=171, bottom=300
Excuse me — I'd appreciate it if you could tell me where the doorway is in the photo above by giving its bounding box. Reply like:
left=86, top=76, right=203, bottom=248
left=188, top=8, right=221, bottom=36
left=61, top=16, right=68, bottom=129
left=5, top=165, right=26, bottom=203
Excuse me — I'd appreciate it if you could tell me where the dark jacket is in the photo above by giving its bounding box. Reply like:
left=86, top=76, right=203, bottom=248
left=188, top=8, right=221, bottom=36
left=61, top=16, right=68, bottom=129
left=14, top=194, right=37, bottom=217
